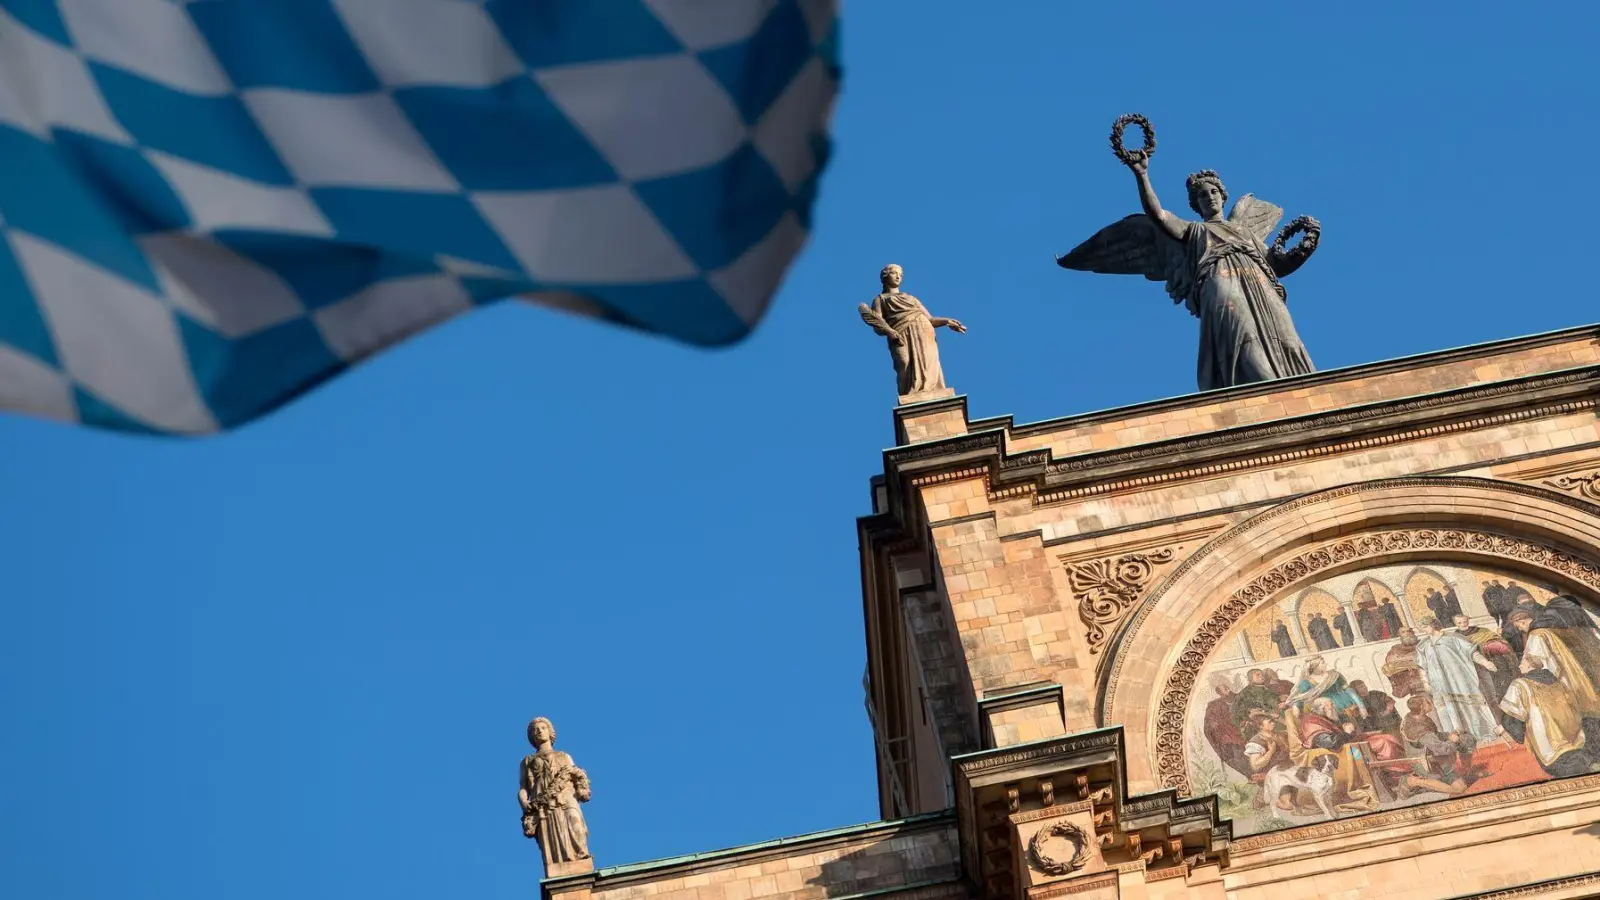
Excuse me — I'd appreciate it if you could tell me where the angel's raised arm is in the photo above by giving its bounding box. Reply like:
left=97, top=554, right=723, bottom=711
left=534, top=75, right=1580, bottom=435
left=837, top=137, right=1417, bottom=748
left=1130, top=159, right=1186, bottom=243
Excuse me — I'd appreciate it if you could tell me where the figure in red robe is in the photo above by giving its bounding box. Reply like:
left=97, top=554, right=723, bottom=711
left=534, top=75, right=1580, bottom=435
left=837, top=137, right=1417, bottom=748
left=1203, top=683, right=1251, bottom=776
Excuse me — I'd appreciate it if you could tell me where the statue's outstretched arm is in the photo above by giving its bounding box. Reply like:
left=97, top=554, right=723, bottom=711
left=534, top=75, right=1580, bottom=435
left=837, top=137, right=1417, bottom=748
left=1130, top=157, right=1186, bottom=243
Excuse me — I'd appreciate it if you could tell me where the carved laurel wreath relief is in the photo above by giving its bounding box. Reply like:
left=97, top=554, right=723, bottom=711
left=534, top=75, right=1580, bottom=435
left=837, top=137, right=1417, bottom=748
left=1151, top=527, right=1600, bottom=793
left=1027, top=821, right=1090, bottom=875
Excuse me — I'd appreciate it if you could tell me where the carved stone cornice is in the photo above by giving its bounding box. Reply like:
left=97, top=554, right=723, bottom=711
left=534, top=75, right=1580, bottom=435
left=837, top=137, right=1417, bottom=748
left=885, top=431, right=1005, bottom=469
left=954, top=730, right=1122, bottom=778
left=1448, top=870, right=1600, bottom=900
left=911, top=466, right=990, bottom=490
left=951, top=728, right=1228, bottom=900
left=1143, top=863, right=1190, bottom=882
left=1023, top=874, right=1118, bottom=898
left=1010, top=800, right=1092, bottom=824
left=1035, top=389, right=1596, bottom=503
left=1052, top=371, right=1597, bottom=475
left=1065, top=549, right=1178, bottom=654
left=1147, top=525, right=1600, bottom=792
left=867, top=367, right=1600, bottom=538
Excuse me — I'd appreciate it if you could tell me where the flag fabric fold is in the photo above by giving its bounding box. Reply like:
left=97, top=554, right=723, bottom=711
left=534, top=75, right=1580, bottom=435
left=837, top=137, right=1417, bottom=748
left=0, top=0, right=839, bottom=433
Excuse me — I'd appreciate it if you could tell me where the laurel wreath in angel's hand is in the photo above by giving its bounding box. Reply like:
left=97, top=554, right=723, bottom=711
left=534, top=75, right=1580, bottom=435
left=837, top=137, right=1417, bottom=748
left=1110, top=113, right=1156, bottom=166
left=1272, top=216, right=1321, bottom=256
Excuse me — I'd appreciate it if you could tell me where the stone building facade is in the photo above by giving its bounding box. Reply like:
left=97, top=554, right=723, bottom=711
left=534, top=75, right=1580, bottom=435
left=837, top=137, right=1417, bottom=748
left=546, top=325, right=1600, bottom=900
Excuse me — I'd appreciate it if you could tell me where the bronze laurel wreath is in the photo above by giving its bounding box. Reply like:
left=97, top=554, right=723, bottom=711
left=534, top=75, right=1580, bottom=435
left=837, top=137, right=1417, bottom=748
left=1110, top=114, right=1156, bottom=166
left=1272, top=215, right=1321, bottom=255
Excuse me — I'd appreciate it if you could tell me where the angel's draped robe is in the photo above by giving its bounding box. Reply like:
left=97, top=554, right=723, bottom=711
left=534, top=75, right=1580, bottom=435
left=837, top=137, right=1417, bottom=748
left=1180, top=219, right=1314, bottom=391
left=866, top=291, right=945, bottom=395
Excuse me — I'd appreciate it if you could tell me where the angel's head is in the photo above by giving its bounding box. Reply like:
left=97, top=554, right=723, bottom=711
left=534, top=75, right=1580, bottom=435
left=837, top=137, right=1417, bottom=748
left=1186, top=170, right=1228, bottom=220
left=880, top=264, right=903, bottom=291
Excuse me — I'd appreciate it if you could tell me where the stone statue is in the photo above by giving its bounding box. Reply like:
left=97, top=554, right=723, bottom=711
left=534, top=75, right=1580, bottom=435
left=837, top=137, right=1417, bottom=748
left=858, top=264, right=965, bottom=397
left=1057, top=114, right=1321, bottom=391
left=520, top=717, right=592, bottom=872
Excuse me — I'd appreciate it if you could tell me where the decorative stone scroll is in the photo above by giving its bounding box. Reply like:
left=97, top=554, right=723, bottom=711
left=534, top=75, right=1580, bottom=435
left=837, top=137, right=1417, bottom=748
left=1548, top=471, right=1600, bottom=501
left=1152, top=527, right=1600, bottom=792
left=1066, top=549, right=1177, bottom=654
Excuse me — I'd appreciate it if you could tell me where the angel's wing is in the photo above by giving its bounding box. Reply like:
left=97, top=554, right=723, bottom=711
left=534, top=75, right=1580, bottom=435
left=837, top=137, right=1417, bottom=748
left=1056, top=214, right=1190, bottom=305
left=1228, top=194, right=1283, bottom=244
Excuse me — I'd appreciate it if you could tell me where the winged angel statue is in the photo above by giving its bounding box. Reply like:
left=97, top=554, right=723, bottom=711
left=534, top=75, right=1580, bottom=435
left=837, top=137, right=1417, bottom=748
left=1057, top=116, right=1321, bottom=391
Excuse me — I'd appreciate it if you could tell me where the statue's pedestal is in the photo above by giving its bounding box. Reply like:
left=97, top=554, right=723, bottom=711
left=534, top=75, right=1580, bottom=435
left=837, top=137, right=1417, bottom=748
left=897, top=387, right=955, bottom=406
left=894, top=390, right=966, bottom=445
left=547, top=859, right=594, bottom=878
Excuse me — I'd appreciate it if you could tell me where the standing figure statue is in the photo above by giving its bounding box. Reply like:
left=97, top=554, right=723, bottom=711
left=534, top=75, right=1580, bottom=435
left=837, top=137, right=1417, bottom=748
left=858, top=264, right=966, bottom=397
left=1057, top=115, right=1321, bottom=391
left=520, top=717, right=592, bottom=872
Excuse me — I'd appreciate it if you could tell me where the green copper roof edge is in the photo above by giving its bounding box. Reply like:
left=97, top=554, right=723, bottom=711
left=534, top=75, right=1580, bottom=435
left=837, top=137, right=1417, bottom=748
left=978, top=682, right=1060, bottom=702
left=970, top=320, right=1600, bottom=439
left=557, top=810, right=956, bottom=882
left=948, top=726, right=1122, bottom=764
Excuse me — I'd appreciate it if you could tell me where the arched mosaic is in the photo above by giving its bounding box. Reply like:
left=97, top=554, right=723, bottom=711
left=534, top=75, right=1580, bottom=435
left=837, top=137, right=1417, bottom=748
left=1187, top=559, right=1596, bottom=836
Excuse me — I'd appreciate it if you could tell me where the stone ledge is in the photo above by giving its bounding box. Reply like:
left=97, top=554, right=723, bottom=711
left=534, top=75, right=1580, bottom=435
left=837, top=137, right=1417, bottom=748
left=982, top=322, right=1600, bottom=442
left=544, top=812, right=957, bottom=890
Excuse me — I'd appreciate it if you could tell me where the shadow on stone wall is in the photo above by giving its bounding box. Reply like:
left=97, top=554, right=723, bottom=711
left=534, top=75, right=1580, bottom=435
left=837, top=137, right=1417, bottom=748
left=802, top=829, right=967, bottom=900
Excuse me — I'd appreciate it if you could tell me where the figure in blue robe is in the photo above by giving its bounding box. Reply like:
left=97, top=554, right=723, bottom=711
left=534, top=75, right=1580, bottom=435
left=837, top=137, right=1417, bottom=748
left=1285, top=656, right=1367, bottom=722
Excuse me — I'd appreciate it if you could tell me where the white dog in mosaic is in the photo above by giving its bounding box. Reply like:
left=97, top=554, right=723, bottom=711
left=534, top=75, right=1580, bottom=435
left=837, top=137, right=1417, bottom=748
left=1264, top=754, right=1339, bottom=820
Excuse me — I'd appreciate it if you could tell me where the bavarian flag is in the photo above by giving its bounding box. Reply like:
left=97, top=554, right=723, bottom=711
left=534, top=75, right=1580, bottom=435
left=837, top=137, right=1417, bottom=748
left=0, top=0, right=839, bottom=433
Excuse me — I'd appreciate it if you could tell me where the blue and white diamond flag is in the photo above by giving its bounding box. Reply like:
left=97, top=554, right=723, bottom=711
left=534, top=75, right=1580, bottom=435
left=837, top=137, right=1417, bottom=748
left=0, top=0, right=839, bottom=434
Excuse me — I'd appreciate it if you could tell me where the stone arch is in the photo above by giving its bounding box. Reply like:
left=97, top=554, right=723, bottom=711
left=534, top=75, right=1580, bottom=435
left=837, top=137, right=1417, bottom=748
left=1402, top=565, right=1457, bottom=629
left=1350, top=575, right=1406, bottom=639
left=1294, top=587, right=1342, bottom=652
left=1095, top=476, right=1600, bottom=794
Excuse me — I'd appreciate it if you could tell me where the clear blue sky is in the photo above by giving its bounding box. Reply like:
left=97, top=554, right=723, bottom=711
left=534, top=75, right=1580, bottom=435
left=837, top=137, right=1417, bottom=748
left=4, top=3, right=1599, bottom=898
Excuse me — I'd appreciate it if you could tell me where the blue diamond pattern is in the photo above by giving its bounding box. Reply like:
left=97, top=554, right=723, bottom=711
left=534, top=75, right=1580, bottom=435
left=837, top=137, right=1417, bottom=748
left=0, top=0, right=839, bottom=433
